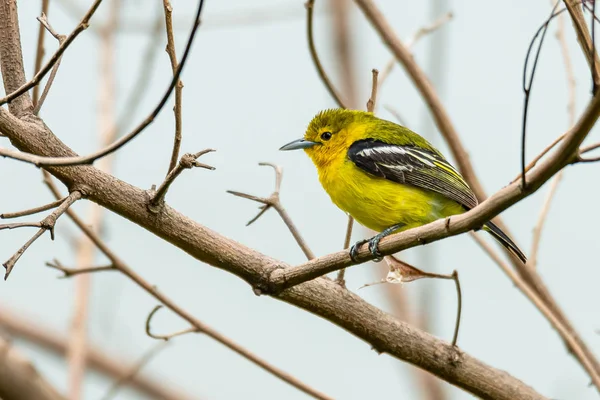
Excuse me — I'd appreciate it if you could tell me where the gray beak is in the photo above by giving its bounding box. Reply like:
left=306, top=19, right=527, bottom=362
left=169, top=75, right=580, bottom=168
left=279, top=138, right=319, bottom=151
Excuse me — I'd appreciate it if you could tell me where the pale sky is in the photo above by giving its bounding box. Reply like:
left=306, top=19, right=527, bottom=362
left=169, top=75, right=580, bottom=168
left=1, top=0, right=599, bottom=399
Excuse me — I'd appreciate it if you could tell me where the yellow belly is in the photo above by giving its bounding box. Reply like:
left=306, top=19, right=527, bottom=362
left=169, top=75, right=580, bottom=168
left=319, top=159, right=466, bottom=233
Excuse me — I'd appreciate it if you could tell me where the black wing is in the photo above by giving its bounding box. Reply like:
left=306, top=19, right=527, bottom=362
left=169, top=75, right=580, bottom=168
left=347, top=139, right=478, bottom=209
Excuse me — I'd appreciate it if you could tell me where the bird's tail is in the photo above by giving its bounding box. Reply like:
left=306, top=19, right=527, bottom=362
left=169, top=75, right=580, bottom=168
left=483, top=221, right=527, bottom=263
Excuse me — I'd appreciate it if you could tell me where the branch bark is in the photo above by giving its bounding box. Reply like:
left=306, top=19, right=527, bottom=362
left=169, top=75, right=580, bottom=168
left=0, top=104, right=550, bottom=398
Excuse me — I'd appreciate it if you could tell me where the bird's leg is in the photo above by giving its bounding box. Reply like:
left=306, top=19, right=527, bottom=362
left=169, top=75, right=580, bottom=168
left=349, top=223, right=405, bottom=263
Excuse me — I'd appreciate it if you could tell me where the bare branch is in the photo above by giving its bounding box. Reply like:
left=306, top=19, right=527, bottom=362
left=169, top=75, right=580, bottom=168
left=362, top=256, right=462, bottom=347
left=0, top=336, right=66, bottom=400
left=100, top=342, right=169, bottom=400
left=405, top=11, right=453, bottom=49
left=162, top=0, right=184, bottom=174
left=529, top=5, right=576, bottom=270
left=46, top=259, right=115, bottom=278
left=145, top=305, right=199, bottom=341
left=0, top=196, right=67, bottom=219
left=150, top=149, right=215, bottom=209
left=0, top=0, right=34, bottom=115
left=305, top=0, right=346, bottom=108
left=228, top=162, right=315, bottom=260
left=511, top=133, right=565, bottom=184
left=34, top=14, right=67, bottom=115
left=0, top=0, right=206, bottom=167
left=3, top=191, right=82, bottom=279
left=0, top=0, right=104, bottom=110
left=43, top=179, right=330, bottom=400
left=0, top=309, right=191, bottom=400
left=32, top=0, right=50, bottom=105
left=470, top=231, right=600, bottom=390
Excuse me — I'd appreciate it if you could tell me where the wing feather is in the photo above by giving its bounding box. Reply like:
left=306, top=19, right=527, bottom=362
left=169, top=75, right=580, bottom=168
left=347, top=139, right=478, bottom=209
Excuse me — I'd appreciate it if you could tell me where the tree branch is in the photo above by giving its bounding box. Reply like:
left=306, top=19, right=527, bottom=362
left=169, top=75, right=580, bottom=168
left=0, top=336, right=66, bottom=400
left=0, top=309, right=192, bottom=400
left=0, top=0, right=34, bottom=116
left=0, top=0, right=104, bottom=112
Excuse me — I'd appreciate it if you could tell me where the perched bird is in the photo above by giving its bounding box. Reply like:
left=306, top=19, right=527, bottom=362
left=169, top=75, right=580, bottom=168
left=280, top=109, right=526, bottom=263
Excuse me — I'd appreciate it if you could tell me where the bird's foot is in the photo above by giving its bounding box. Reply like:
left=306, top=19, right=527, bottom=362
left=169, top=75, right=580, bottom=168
left=351, top=223, right=405, bottom=263
left=349, top=239, right=368, bottom=263
left=367, top=234, right=385, bottom=262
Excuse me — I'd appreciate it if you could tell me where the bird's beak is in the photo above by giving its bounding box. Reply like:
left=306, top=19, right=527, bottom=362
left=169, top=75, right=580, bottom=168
left=279, top=138, right=319, bottom=151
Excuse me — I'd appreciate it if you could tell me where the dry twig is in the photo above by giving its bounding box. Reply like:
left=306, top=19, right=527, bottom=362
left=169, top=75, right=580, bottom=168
left=32, top=0, right=50, bottom=106
left=305, top=0, right=346, bottom=108
left=228, top=163, right=315, bottom=260
left=34, top=13, right=67, bottom=115
left=162, top=0, right=184, bottom=174
left=41, top=176, right=330, bottom=400
left=149, top=149, right=215, bottom=209
left=0, top=0, right=103, bottom=108
left=145, top=305, right=199, bottom=341
left=1, top=191, right=81, bottom=279
left=0, top=0, right=205, bottom=167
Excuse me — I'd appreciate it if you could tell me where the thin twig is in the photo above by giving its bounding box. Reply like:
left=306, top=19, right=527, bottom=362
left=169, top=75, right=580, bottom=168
left=511, top=133, right=565, bottom=184
left=335, top=215, right=354, bottom=286
left=228, top=163, right=315, bottom=260
left=0, top=0, right=206, bottom=167
left=34, top=14, right=67, bottom=115
left=521, top=2, right=561, bottom=189
left=0, top=196, right=66, bottom=219
left=46, top=259, right=115, bottom=278
left=32, top=0, right=50, bottom=106
left=149, top=149, right=215, bottom=209
left=305, top=0, right=346, bottom=108
left=362, top=256, right=462, bottom=347
left=2, top=191, right=81, bottom=280
left=100, top=342, right=169, bottom=400
left=162, top=0, right=184, bottom=174
left=405, top=11, right=453, bottom=49
left=529, top=4, right=576, bottom=270
left=377, top=12, right=453, bottom=99
left=146, top=306, right=199, bottom=340
left=42, top=179, right=330, bottom=400
left=0, top=0, right=104, bottom=107
left=470, top=232, right=600, bottom=389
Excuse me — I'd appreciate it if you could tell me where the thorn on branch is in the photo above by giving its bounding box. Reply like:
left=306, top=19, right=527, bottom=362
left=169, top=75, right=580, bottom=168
left=149, top=149, right=215, bottom=211
left=145, top=305, right=199, bottom=341
left=360, top=255, right=462, bottom=347
left=2, top=191, right=82, bottom=280
left=228, top=163, right=315, bottom=260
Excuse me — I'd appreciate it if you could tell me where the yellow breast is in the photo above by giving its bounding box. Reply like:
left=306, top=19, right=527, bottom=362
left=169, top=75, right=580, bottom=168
left=317, top=156, right=465, bottom=233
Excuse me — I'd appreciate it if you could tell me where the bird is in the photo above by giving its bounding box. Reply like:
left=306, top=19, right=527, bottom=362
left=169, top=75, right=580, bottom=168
left=280, top=109, right=526, bottom=263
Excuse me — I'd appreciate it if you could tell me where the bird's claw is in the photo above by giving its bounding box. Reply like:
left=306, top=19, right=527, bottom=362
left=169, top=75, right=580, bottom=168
left=349, top=239, right=368, bottom=263
left=349, top=237, right=384, bottom=263
left=368, top=237, right=384, bottom=262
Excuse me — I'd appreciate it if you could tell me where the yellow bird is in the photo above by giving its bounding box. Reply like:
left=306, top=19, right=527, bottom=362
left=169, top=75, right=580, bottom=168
left=280, top=109, right=526, bottom=263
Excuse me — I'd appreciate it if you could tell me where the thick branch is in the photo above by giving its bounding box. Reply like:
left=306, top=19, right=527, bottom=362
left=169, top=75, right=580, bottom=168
left=0, top=0, right=34, bottom=115
left=0, top=310, right=192, bottom=400
left=0, top=106, right=553, bottom=399
left=0, top=337, right=66, bottom=400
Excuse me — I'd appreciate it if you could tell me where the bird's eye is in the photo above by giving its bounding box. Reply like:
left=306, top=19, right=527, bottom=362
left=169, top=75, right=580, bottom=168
left=320, top=131, right=332, bottom=141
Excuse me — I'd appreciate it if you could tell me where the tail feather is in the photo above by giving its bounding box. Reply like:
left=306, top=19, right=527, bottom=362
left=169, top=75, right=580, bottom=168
left=483, top=221, right=527, bottom=263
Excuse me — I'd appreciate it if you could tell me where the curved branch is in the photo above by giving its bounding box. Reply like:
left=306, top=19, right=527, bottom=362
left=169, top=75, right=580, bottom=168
left=0, top=0, right=205, bottom=167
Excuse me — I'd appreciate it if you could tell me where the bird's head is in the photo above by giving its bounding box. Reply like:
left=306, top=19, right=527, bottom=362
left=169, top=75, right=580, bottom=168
left=280, top=109, right=371, bottom=168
